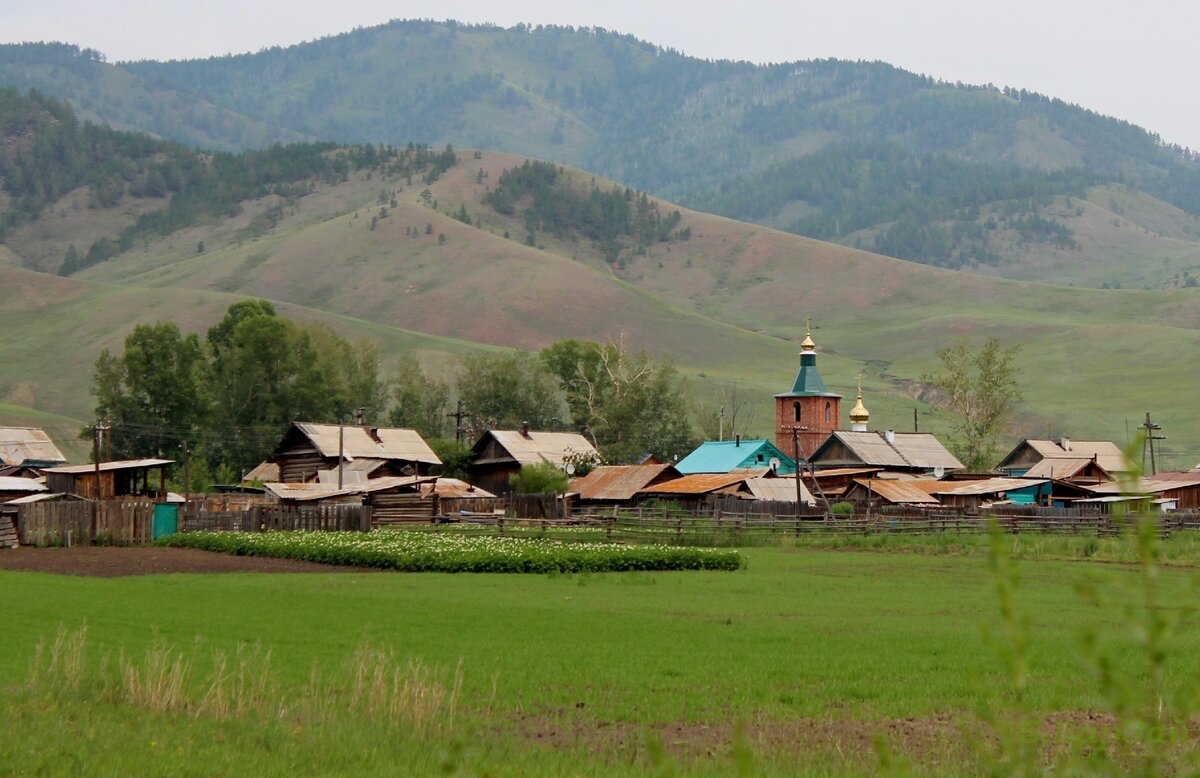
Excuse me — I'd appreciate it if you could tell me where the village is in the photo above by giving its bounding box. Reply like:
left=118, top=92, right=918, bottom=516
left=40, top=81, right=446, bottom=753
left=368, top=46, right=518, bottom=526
left=3, top=328, right=1197, bottom=550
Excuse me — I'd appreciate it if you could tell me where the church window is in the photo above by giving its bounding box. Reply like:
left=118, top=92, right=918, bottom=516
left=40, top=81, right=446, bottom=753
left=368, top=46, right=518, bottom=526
left=824, top=401, right=832, bottom=423
left=793, top=402, right=801, bottom=422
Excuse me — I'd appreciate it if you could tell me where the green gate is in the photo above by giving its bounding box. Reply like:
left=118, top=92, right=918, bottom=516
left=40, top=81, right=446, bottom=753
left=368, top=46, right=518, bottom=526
left=152, top=503, right=180, bottom=540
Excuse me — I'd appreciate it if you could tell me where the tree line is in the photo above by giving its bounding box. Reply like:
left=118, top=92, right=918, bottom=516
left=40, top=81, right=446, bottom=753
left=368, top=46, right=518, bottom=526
left=93, top=302, right=698, bottom=487
left=484, top=160, right=685, bottom=263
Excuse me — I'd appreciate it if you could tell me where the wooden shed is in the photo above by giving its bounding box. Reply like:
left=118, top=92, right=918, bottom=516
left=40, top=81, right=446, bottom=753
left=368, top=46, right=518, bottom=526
left=469, top=428, right=598, bottom=496
left=43, top=459, right=173, bottom=500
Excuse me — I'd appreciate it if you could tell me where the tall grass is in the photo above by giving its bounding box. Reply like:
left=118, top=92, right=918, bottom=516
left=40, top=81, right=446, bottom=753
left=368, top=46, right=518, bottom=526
left=26, top=627, right=464, bottom=734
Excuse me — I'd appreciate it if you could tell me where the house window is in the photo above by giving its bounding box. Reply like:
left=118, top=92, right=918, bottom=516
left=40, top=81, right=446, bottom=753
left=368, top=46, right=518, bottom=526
left=793, top=402, right=801, bottom=422
left=824, top=401, right=832, bottom=423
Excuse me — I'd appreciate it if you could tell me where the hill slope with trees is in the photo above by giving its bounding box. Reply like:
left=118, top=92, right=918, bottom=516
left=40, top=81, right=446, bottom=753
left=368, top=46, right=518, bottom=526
left=4, top=23, right=1198, bottom=285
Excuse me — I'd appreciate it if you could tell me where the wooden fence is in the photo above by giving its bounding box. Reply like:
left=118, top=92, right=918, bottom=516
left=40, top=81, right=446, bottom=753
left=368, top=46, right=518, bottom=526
left=18, top=501, right=157, bottom=547
left=182, top=504, right=372, bottom=533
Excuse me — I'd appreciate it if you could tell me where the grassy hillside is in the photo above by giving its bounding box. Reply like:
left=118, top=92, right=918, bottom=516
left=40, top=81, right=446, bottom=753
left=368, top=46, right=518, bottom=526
left=6, top=24, right=1200, bottom=288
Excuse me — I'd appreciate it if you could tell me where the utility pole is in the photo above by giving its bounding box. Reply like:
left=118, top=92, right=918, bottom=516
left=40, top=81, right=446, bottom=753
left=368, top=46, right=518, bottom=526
left=1141, top=412, right=1166, bottom=475
left=913, top=408, right=919, bottom=433
left=718, top=407, right=725, bottom=442
left=91, top=418, right=110, bottom=544
left=104, top=413, right=113, bottom=461
left=792, top=427, right=803, bottom=509
left=337, top=423, right=345, bottom=490
left=446, top=400, right=468, bottom=446
left=182, top=441, right=191, bottom=506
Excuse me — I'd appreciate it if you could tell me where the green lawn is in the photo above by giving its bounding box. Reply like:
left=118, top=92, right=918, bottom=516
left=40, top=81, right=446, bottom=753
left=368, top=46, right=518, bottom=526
left=2, top=545, right=1197, bottom=774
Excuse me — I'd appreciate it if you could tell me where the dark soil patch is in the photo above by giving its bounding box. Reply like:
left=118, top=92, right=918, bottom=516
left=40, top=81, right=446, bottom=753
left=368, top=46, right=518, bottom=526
left=0, top=546, right=382, bottom=577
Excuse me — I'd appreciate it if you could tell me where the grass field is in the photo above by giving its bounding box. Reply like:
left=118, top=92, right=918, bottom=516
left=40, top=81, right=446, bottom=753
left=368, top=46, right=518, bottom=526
left=3, top=539, right=1199, bottom=775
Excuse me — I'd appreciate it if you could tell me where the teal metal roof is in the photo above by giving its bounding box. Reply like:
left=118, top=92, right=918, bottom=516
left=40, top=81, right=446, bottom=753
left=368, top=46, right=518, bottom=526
left=676, top=440, right=796, bottom=475
left=775, top=352, right=841, bottom=398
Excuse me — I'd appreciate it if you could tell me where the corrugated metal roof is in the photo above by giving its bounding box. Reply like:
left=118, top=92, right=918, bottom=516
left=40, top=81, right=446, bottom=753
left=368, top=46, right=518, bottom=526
left=45, top=458, right=174, bottom=475
left=851, top=479, right=941, bottom=504
left=639, top=473, right=754, bottom=495
left=809, top=467, right=885, bottom=478
left=0, top=427, right=67, bottom=466
left=744, top=476, right=813, bottom=503
left=570, top=464, right=678, bottom=501
left=1018, top=439, right=1128, bottom=473
left=933, top=477, right=1048, bottom=497
left=5, top=491, right=81, bottom=505
left=293, top=423, right=441, bottom=465
left=0, top=476, right=48, bottom=493
left=483, top=430, right=598, bottom=467
left=244, top=461, right=281, bottom=482
left=265, top=475, right=436, bottom=502
left=676, top=440, right=793, bottom=474
left=1088, top=476, right=1200, bottom=495
left=829, top=432, right=963, bottom=470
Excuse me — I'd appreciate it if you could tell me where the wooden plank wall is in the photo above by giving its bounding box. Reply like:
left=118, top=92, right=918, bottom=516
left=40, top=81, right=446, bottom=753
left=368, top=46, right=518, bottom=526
left=369, top=493, right=435, bottom=525
left=0, top=514, right=17, bottom=548
left=182, top=504, right=372, bottom=533
left=17, top=501, right=155, bottom=547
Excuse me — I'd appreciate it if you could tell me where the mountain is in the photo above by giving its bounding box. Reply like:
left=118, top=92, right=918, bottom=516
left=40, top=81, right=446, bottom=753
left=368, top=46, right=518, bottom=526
left=5, top=23, right=1197, bottom=287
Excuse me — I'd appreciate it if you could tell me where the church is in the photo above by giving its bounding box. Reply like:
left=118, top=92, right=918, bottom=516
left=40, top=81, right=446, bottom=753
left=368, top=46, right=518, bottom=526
left=773, top=325, right=961, bottom=474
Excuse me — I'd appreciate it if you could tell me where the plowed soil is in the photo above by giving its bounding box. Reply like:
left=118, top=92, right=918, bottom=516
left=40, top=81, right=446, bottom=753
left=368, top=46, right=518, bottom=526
left=0, top=546, right=380, bottom=577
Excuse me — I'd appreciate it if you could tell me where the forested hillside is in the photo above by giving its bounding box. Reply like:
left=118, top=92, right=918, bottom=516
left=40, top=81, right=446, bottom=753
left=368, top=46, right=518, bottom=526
left=102, top=23, right=1200, bottom=280
left=0, top=88, right=457, bottom=275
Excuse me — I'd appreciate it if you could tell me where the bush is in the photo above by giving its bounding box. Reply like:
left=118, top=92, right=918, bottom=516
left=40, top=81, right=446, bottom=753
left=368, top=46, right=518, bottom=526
left=830, top=502, right=855, bottom=517
left=508, top=461, right=568, bottom=494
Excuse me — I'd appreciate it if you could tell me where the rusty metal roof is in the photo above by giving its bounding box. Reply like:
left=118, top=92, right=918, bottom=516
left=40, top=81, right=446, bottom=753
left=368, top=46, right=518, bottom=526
left=0, top=427, right=67, bottom=466
left=45, top=458, right=174, bottom=475
left=244, top=460, right=281, bottom=482
left=292, top=423, right=441, bottom=465
left=570, top=464, right=679, bottom=501
left=850, top=479, right=941, bottom=504
left=639, top=473, right=754, bottom=495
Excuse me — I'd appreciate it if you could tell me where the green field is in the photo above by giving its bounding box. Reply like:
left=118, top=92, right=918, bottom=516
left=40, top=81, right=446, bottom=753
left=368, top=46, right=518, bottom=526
left=4, top=538, right=1199, bottom=775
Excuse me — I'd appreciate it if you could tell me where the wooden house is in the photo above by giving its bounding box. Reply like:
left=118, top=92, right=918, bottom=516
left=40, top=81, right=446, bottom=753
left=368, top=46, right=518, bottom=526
left=1082, top=472, right=1200, bottom=511
left=43, top=459, right=173, bottom=500
left=930, top=477, right=1052, bottom=510
left=266, top=422, right=441, bottom=483
left=469, top=428, right=599, bottom=496
left=675, top=439, right=796, bottom=475
left=995, top=438, right=1126, bottom=480
left=809, top=430, right=963, bottom=476
left=0, top=427, right=67, bottom=468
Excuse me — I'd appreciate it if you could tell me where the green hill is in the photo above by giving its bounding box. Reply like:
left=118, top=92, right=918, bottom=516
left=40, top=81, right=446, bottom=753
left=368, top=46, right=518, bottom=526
left=8, top=23, right=1195, bottom=287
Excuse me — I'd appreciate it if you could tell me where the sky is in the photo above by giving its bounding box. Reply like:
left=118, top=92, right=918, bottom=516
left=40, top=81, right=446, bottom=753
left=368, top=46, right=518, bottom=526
left=2, top=0, right=1198, bottom=150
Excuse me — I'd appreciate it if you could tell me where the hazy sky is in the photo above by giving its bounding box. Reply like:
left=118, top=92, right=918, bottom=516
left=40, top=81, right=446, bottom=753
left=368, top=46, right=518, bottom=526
left=4, top=0, right=1197, bottom=150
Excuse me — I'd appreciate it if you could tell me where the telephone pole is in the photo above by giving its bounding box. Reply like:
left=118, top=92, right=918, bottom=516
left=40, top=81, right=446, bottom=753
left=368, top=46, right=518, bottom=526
left=1141, top=412, right=1166, bottom=475
left=446, top=400, right=468, bottom=446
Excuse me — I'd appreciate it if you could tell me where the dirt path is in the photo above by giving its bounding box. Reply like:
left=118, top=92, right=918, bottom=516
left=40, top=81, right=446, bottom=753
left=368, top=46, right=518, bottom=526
left=0, top=546, right=381, bottom=577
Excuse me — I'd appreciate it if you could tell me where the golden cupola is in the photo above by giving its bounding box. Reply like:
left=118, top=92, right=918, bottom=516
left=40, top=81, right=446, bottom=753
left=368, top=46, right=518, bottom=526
left=849, top=376, right=870, bottom=432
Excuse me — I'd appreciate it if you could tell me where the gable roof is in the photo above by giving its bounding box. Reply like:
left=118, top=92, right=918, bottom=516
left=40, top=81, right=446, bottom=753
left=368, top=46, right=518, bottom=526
left=286, top=422, right=441, bottom=465
left=264, top=475, right=437, bottom=502
left=814, top=431, right=963, bottom=471
left=998, top=439, right=1127, bottom=473
left=474, top=430, right=598, bottom=467
left=0, top=427, right=67, bottom=466
left=676, top=440, right=794, bottom=475
left=933, top=477, right=1049, bottom=497
left=570, top=464, right=679, bottom=501
left=1021, top=457, right=1112, bottom=481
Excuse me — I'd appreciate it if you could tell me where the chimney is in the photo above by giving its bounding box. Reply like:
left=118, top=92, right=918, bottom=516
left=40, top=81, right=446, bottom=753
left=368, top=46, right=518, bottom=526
left=735, top=434, right=741, bottom=447
left=1059, top=436, right=1071, bottom=452
left=368, top=427, right=382, bottom=444
left=520, top=422, right=531, bottom=439
left=884, top=429, right=895, bottom=444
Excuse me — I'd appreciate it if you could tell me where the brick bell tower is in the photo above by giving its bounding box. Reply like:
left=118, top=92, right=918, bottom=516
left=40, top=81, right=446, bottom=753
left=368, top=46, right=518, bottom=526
left=775, top=323, right=842, bottom=462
